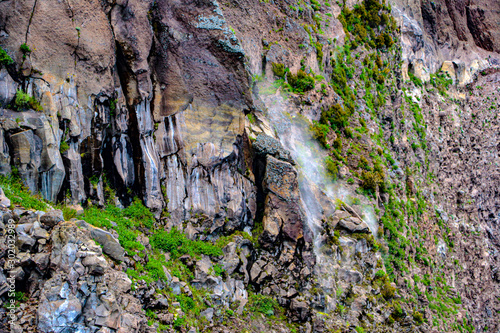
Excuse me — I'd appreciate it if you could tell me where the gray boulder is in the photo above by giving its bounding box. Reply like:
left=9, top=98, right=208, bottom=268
left=75, top=220, right=125, bottom=261
left=40, top=210, right=64, bottom=228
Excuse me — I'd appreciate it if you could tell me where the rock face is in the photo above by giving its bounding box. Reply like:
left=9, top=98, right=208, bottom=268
left=0, top=0, right=256, bottom=226
left=392, top=0, right=500, bottom=84
left=0, top=0, right=500, bottom=332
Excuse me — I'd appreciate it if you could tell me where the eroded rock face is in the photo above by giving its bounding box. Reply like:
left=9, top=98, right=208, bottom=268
left=0, top=0, right=256, bottom=228
left=391, top=0, right=500, bottom=84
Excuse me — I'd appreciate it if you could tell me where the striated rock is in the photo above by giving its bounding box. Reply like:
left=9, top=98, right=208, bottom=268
left=260, top=155, right=304, bottom=246
left=9, top=129, right=42, bottom=194
left=0, top=68, right=17, bottom=108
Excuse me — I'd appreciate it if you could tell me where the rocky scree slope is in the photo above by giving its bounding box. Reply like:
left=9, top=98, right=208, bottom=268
left=0, top=0, right=500, bottom=332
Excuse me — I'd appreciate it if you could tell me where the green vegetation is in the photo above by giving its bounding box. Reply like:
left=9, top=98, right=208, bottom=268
left=82, top=198, right=155, bottom=254
left=271, top=62, right=286, bottom=78
left=287, top=69, right=315, bottom=93
left=0, top=47, right=13, bottom=67
left=321, top=104, right=350, bottom=130
left=430, top=72, right=453, bottom=96
left=338, top=0, right=396, bottom=50
left=60, top=141, right=69, bottom=154
left=150, top=227, right=223, bottom=259
left=20, top=43, right=31, bottom=59
left=0, top=170, right=47, bottom=211
left=109, top=98, right=117, bottom=116
left=12, top=90, right=43, bottom=112
left=247, top=293, right=279, bottom=316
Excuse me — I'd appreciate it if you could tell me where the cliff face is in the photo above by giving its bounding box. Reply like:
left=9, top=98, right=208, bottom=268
left=0, top=0, right=256, bottom=223
left=1, top=0, right=500, bottom=332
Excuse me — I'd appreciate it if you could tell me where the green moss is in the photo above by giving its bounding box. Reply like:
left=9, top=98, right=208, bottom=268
left=61, top=206, right=77, bottom=220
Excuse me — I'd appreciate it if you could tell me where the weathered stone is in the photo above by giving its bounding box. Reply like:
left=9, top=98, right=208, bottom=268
left=82, top=255, right=108, bottom=275
left=40, top=210, right=64, bottom=228
left=0, top=68, right=17, bottom=108
left=11, top=266, right=25, bottom=281
left=253, top=134, right=294, bottom=163
left=33, top=222, right=49, bottom=239
left=9, top=129, right=42, bottom=194
left=76, top=220, right=125, bottom=261
left=33, top=253, right=50, bottom=272
left=16, top=232, right=36, bottom=252
left=338, top=217, right=370, bottom=233
left=0, top=187, right=10, bottom=208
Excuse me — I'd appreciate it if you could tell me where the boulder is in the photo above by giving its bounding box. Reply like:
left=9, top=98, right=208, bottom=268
left=40, top=210, right=64, bottom=228
left=16, top=232, right=36, bottom=252
left=76, top=220, right=125, bottom=261
left=0, top=187, right=10, bottom=208
left=82, top=255, right=108, bottom=275
left=338, top=217, right=370, bottom=233
left=253, top=134, right=294, bottom=163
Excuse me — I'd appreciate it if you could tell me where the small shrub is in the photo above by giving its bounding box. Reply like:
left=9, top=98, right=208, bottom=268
left=12, top=90, right=43, bottom=111
left=392, top=300, right=404, bottom=318
left=381, top=281, right=396, bottom=299
left=20, top=43, right=31, bottom=54
left=360, top=170, right=384, bottom=192
left=247, top=293, right=278, bottom=316
left=325, top=156, right=339, bottom=180
left=0, top=47, right=13, bottom=67
left=288, top=69, right=315, bottom=93
left=333, top=136, right=342, bottom=151
left=412, top=311, right=424, bottom=325
left=109, top=98, right=117, bottom=116
left=311, top=121, right=330, bottom=147
left=321, top=104, right=350, bottom=130
left=173, top=317, right=185, bottom=330
left=60, top=141, right=69, bottom=154
left=271, top=63, right=286, bottom=78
